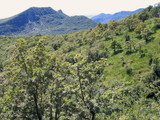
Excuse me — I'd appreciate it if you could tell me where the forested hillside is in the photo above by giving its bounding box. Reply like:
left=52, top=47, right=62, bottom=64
left=0, top=7, right=97, bottom=36
left=0, top=5, right=160, bottom=120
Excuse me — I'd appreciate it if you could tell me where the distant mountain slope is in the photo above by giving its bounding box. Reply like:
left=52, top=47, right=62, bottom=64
left=92, top=8, right=143, bottom=23
left=0, top=7, right=97, bottom=36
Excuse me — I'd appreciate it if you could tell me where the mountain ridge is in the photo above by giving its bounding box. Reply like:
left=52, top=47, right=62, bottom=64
left=0, top=7, right=97, bottom=36
left=92, top=8, right=143, bottom=23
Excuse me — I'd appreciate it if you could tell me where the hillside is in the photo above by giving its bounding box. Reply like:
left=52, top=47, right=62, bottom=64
left=0, top=7, right=97, bottom=36
left=92, top=8, right=143, bottom=23
left=0, top=5, right=160, bottom=120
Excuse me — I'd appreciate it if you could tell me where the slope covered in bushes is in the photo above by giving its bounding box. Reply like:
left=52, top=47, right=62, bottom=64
left=0, top=5, right=160, bottom=120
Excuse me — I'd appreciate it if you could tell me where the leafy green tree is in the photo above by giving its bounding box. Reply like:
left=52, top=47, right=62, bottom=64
left=2, top=38, right=53, bottom=119
left=86, top=46, right=109, bottom=62
left=125, top=17, right=140, bottom=32
left=141, top=27, right=153, bottom=43
left=151, top=5, right=160, bottom=17
left=71, top=56, right=105, bottom=120
left=134, top=22, right=146, bottom=34
left=108, top=20, right=119, bottom=31
left=124, top=33, right=130, bottom=42
left=48, top=57, right=77, bottom=120
left=125, top=38, right=136, bottom=55
left=110, top=40, right=122, bottom=54
left=103, top=29, right=114, bottom=41
left=138, top=10, right=149, bottom=22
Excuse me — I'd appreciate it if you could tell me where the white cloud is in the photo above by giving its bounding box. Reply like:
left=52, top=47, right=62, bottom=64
left=0, top=0, right=159, bottom=18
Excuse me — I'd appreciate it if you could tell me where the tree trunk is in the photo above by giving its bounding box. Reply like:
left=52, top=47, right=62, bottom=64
left=90, top=110, right=95, bottom=120
left=55, top=109, right=58, bottom=120
left=49, top=92, right=53, bottom=120
left=55, top=93, right=60, bottom=120
left=33, top=93, right=42, bottom=120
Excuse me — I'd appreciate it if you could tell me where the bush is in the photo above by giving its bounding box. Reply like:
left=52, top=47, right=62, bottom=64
left=126, top=68, right=133, bottom=75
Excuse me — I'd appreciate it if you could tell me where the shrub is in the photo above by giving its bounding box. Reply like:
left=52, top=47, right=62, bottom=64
left=126, top=68, right=133, bottom=75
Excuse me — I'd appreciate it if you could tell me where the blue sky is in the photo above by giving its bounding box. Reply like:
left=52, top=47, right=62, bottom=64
left=0, top=0, right=159, bottom=18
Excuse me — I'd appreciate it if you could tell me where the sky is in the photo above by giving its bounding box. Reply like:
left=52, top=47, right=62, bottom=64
left=0, top=0, right=160, bottom=19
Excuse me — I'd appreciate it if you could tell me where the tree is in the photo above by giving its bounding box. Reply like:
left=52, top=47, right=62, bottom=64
left=125, top=35, right=136, bottom=55
left=125, top=17, right=140, bottom=32
left=138, top=10, right=149, bottom=22
left=110, top=40, right=122, bottom=54
left=141, top=27, right=153, bottom=43
left=71, top=56, right=106, bottom=120
left=2, top=38, right=53, bottom=119
left=134, top=22, right=146, bottom=34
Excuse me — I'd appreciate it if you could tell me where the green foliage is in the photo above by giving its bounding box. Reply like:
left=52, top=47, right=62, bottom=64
left=141, top=27, right=153, bottom=43
left=110, top=40, right=122, bottom=54
left=126, top=68, right=133, bottom=75
left=1, top=4, right=160, bottom=120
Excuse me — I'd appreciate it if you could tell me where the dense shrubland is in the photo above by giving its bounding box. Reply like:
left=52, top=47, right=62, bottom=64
left=0, top=5, right=160, bottom=120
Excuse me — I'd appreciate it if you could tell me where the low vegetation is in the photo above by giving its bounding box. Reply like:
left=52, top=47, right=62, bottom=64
left=0, top=5, right=160, bottom=120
